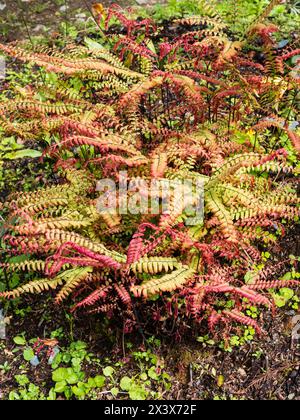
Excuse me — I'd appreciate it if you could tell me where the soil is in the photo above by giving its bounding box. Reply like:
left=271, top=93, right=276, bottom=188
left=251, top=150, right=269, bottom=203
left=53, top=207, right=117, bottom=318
left=1, top=226, right=299, bottom=400
left=0, top=290, right=299, bottom=400
left=0, top=0, right=136, bottom=42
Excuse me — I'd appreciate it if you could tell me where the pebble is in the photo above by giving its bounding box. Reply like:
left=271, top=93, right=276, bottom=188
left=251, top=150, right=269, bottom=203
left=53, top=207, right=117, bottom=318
left=0, top=3, right=6, bottom=11
left=30, top=355, right=40, bottom=367
left=33, top=25, right=47, bottom=33
left=286, top=310, right=296, bottom=316
left=75, top=13, right=87, bottom=19
left=238, top=368, right=247, bottom=377
left=59, top=5, right=69, bottom=13
left=75, top=13, right=87, bottom=24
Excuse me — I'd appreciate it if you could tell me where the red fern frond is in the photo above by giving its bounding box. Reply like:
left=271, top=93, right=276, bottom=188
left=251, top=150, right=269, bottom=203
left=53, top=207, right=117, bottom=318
left=114, top=37, right=156, bottom=60
left=247, top=280, right=300, bottom=290
left=208, top=311, right=222, bottom=332
left=115, top=284, right=132, bottom=306
left=151, top=153, right=168, bottom=178
left=87, top=304, right=117, bottom=315
left=223, top=310, right=262, bottom=334
left=46, top=242, right=122, bottom=276
left=72, top=286, right=111, bottom=311
left=126, top=223, right=157, bottom=264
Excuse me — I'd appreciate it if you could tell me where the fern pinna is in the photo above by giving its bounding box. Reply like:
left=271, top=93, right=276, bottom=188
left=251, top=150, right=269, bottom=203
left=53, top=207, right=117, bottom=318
left=0, top=5, right=299, bottom=338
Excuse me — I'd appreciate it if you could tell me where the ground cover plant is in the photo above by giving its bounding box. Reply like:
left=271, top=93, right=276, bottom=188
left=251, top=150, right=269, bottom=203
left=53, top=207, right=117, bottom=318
left=0, top=0, right=299, bottom=401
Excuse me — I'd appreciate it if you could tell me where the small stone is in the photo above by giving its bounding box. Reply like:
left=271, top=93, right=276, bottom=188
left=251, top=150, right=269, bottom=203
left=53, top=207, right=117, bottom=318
left=75, top=13, right=86, bottom=19
left=75, top=13, right=87, bottom=24
left=286, top=310, right=296, bottom=316
left=0, top=3, right=6, bottom=11
left=48, top=346, right=60, bottom=365
left=33, top=25, right=47, bottom=33
left=288, top=393, right=295, bottom=400
left=59, top=5, right=69, bottom=13
left=30, top=356, right=40, bottom=367
left=238, top=368, right=247, bottom=377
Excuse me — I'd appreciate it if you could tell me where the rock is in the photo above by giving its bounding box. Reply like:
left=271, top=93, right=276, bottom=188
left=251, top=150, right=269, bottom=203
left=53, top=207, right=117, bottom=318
left=75, top=13, right=87, bottom=24
left=286, top=310, right=296, bottom=316
left=33, top=25, right=47, bottom=33
left=75, top=13, right=87, bottom=19
left=59, top=5, right=69, bottom=13
left=0, top=3, right=6, bottom=11
left=30, top=356, right=40, bottom=367
left=238, top=368, right=247, bottom=377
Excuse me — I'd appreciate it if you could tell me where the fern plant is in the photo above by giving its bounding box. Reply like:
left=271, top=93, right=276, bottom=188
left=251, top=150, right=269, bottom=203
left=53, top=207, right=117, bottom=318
left=0, top=144, right=298, bottom=335
left=0, top=6, right=299, bottom=337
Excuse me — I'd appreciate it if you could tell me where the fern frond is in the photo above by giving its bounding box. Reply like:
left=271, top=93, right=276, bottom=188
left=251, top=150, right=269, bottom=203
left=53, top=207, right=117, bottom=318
left=72, top=286, right=111, bottom=311
left=44, top=230, right=126, bottom=263
left=247, top=280, right=300, bottom=290
left=208, top=153, right=261, bottom=186
left=174, top=16, right=227, bottom=29
left=0, top=100, right=81, bottom=116
left=206, top=190, right=238, bottom=242
left=0, top=277, right=64, bottom=299
left=0, top=260, right=46, bottom=272
left=131, top=266, right=195, bottom=298
left=0, top=43, right=144, bottom=81
left=130, top=257, right=180, bottom=275
left=223, top=309, right=262, bottom=334
left=114, top=284, right=132, bottom=306
left=151, top=153, right=168, bottom=179
left=55, top=267, right=93, bottom=304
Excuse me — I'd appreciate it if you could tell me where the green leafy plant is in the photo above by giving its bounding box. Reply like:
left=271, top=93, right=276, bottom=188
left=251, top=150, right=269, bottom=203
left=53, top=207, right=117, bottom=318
left=9, top=375, right=46, bottom=400
left=272, top=287, right=300, bottom=309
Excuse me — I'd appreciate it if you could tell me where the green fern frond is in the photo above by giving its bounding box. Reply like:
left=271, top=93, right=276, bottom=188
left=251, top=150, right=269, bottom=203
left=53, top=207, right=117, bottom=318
left=0, top=277, right=65, bottom=299
left=130, top=257, right=180, bottom=275
left=206, top=190, right=238, bottom=242
left=131, top=266, right=195, bottom=297
left=55, top=267, right=93, bottom=303
left=0, top=260, right=46, bottom=272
